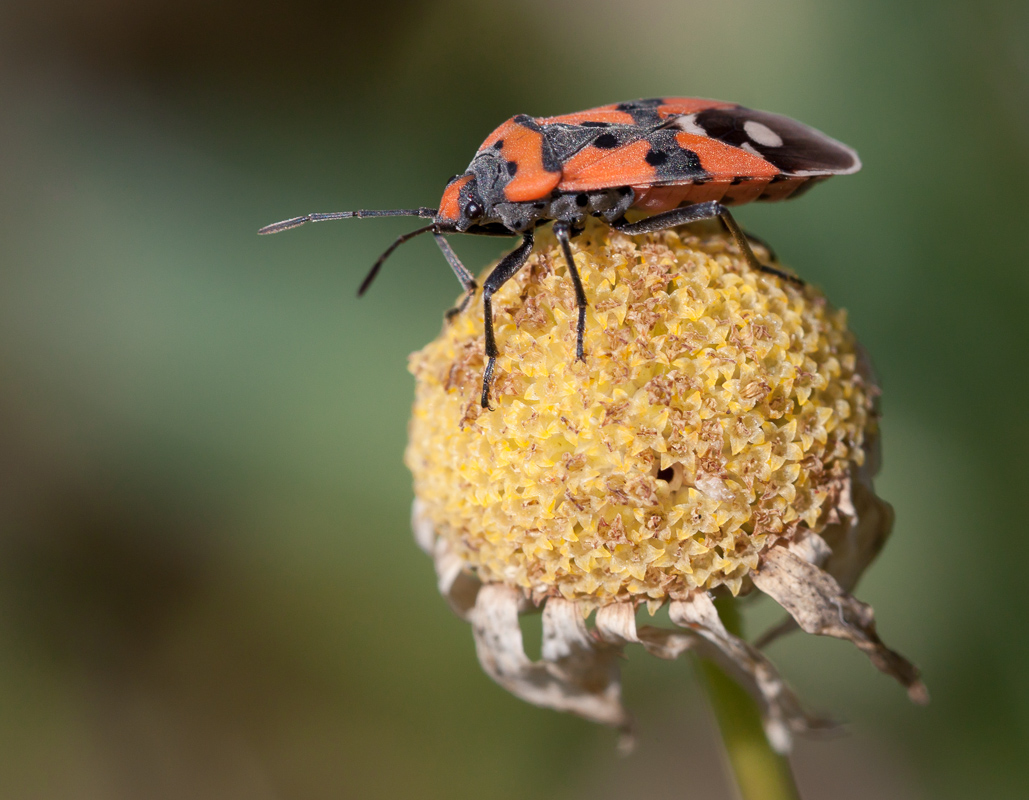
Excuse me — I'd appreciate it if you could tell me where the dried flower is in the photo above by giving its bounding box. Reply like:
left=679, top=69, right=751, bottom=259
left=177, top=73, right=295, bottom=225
left=406, top=220, right=926, bottom=752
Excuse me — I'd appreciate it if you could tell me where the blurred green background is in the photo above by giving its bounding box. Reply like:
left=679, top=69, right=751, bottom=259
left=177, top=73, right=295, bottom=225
left=0, top=1, right=1026, bottom=797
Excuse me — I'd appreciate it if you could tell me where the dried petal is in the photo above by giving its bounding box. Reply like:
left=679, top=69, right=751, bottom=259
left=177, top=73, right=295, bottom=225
left=470, top=584, right=631, bottom=732
left=411, top=498, right=436, bottom=555
left=595, top=601, right=698, bottom=661
left=753, top=530, right=831, bottom=648
left=415, top=500, right=482, bottom=620
left=820, top=464, right=894, bottom=593
left=669, top=592, right=832, bottom=753
left=595, top=602, right=641, bottom=645
left=751, top=546, right=928, bottom=704
left=788, top=530, right=831, bottom=567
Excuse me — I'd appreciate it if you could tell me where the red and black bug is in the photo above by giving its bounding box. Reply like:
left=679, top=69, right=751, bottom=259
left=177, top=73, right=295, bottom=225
left=259, top=98, right=860, bottom=407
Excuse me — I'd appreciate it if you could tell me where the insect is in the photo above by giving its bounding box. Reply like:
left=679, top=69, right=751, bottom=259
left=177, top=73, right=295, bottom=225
left=259, top=98, right=860, bottom=407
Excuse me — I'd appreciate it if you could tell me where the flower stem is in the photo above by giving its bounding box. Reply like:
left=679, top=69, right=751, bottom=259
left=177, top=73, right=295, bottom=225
left=698, top=596, right=802, bottom=800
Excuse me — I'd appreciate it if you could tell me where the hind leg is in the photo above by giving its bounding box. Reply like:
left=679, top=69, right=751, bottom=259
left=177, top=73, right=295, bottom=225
left=611, top=202, right=802, bottom=285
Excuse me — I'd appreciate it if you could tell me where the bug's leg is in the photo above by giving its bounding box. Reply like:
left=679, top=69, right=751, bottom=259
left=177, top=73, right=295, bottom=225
left=612, top=202, right=802, bottom=285
left=444, top=293, right=475, bottom=323
left=553, top=221, right=588, bottom=362
left=480, top=231, right=535, bottom=408
left=610, top=200, right=722, bottom=235
left=740, top=229, right=779, bottom=264
left=358, top=224, right=436, bottom=296
left=433, top=233, right=479, bottom=322
left=717, top=208, right=801, bottom=285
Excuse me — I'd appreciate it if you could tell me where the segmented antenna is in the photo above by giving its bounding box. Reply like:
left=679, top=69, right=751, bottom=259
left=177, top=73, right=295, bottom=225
left=257, top=207, right=438, bottom=235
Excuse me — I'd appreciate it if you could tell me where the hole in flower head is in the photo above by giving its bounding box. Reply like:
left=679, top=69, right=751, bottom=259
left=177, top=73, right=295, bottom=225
left=653, top=460, right=684, bottom=492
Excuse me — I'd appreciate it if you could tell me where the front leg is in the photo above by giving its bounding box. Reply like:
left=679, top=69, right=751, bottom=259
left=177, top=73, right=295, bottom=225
left=434, top=228, right=521, bottom=322
left=434, top=233, right=478, bottom=321
left=480, top=231, right=535, bottom=408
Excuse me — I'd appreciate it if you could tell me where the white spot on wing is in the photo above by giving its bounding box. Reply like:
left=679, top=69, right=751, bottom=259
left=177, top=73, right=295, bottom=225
left=672, top=114, right=707, bottom=137
left=744, top=120, right=784, bottom=148
left=741, top=142, right=763, bottom=157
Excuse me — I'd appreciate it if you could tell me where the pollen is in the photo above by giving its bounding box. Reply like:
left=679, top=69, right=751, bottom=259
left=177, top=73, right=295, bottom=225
left=406, top=220, right=874, bottom=610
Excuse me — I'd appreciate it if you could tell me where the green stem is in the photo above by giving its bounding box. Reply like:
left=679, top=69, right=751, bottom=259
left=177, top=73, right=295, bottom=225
left=698, top=596, right=802, bottom=800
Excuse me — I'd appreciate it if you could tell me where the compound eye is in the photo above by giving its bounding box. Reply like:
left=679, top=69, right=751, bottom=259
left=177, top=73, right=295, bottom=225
left=465, top=200, right=484, bottom=220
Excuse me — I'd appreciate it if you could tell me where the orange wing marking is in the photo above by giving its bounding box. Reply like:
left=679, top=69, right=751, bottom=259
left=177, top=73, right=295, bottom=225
left=558, top=140, right=657, bottom=191
left=498, top=122, right=561, bottom=202
left=655, top=98, right=734, bottom=117
left=536, top=108, right=636, bottom=126
left=673, top=132, right=779, bottom=180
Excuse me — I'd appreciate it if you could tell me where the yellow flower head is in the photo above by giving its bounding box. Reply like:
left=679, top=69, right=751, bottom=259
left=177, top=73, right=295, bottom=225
left=406, top=220, right=925, bottom=750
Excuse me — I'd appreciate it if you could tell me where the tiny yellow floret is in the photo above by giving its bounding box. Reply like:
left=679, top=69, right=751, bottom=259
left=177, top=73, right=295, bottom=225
left=406, top=221, right=875, bottom=610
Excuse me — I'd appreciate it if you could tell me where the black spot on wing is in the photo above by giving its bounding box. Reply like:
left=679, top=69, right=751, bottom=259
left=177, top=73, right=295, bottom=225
left=506, top=160, right=518, bottom=176
left=594, top=133, right=619, bottom=149
left=512, top=114, right=542, bottom=131
left=615, top=98, right=664, bottom=126
left=618, top=98, right=663, bottom=106
left=645, top=130, right=707, bottom=183
left=693, top=106, right=859, bottom=175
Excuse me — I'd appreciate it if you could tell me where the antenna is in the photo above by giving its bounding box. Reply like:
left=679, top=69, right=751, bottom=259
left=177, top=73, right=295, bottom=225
left=258, top=207, right=438, bottom=235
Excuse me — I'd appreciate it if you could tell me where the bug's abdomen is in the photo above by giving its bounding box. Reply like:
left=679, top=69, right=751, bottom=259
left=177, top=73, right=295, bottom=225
left=631, top=175, right=825, bottom=212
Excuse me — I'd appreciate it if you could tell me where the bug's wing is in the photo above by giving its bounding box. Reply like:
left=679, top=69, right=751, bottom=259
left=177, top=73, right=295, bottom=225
left=555, top=127, right=778, bottom=192
left=535, top=98, right=736, bottom=169
left=679, top=105, right=861, bottom=177
left=538, top=107, right=643, bottom=127
left=556, top=107, right=859, bottom=192
left=537, top=97, right=731, bottom=127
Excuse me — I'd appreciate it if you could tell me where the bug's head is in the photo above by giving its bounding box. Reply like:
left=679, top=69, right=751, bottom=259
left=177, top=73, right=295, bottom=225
left=437, top=172, right=489, bottom=232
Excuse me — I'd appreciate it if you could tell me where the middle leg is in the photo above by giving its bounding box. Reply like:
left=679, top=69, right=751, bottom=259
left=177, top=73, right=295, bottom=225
left=553, top=221, right=589, bottom=362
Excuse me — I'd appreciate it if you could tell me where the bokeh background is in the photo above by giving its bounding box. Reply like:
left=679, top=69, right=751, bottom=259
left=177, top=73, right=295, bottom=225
left=1, top=1, right=1026, bottom=797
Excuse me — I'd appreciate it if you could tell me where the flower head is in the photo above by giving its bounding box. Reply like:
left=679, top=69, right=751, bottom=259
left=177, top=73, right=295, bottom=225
left=406, top=220, right=925, bottom=751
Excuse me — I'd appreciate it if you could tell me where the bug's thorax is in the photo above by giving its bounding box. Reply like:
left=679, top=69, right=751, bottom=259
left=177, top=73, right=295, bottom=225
left=437, top=168, right=635, bottom=235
